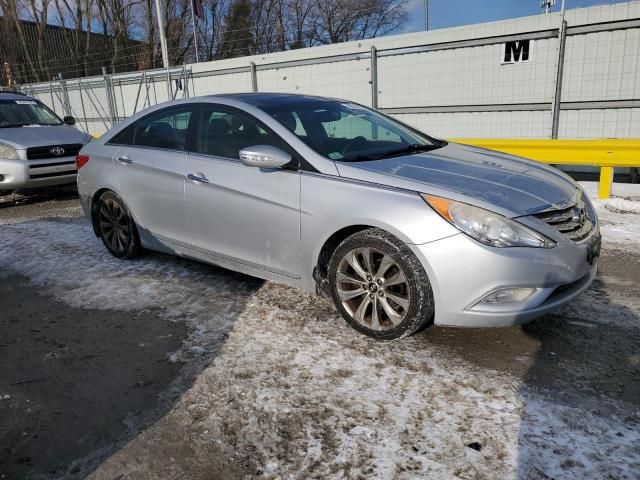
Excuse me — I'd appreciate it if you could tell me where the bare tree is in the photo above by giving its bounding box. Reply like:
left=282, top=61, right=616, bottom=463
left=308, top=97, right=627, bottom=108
left=0, top=0, right=39, bottom=82
left=95, top=0, right=143, bottom=72
left=216, top=0, right=252, bottom=59
left=15, top=0, right=54, bottom=80
left=0, top=0, right=408, bottom=83
left=310, top=0, right=407, bottom=45
left=53, top=0, right=96, bottom=77
left=285, top=0, right=315, bottom=49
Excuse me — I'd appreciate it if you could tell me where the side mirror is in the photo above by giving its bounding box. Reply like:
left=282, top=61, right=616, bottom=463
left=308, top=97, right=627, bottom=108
left=63, top=116, right=76, bottom=126
left=239, top=145, right=292, bottom=169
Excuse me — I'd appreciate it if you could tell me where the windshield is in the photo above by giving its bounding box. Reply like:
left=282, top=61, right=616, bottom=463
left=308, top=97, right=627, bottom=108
left=260, top=100, right=444, bottom=162
left=0, top=99, right=63, bottom=128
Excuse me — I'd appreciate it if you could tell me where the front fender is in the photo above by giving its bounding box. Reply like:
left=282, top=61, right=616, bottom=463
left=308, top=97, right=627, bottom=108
left=299, top=172, right=458, bottom=292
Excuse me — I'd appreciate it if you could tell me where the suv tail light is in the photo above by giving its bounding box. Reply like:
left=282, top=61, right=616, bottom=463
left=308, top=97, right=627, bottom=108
left=76, top=154, right=89, bottom=169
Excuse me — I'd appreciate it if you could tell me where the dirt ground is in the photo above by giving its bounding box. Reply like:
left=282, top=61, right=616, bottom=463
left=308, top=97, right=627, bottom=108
left=0, top=187, right=638, bottom=479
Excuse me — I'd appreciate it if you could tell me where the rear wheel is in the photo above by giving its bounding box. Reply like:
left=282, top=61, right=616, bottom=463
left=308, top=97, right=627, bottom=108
left=96, top=191, right=141, bottom=259
left=328, top=228, right=434, bottom=340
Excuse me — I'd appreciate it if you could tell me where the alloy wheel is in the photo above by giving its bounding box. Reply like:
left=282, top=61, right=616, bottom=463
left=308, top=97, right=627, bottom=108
left=98, top=198, right=131, bottom=254
left=336, top=247, right=411, bottom=331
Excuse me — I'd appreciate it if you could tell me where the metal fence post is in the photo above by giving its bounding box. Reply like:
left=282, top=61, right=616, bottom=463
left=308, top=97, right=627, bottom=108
left=166, top=69, right=172, bottom=100
left=102, top=66, right=116, bottom=127
left=370, top=46, right=378, bottom=109
left=77, top=80, right=89, bottom=133
left=551, top=19, right=567, bottom=139
left=58, top=73, right=71, bottom=118
left=250, top=62, right=258, bottom=92
left=182, top=66, right=189, bottom=98
left=49, top=81, right=55, bottom=110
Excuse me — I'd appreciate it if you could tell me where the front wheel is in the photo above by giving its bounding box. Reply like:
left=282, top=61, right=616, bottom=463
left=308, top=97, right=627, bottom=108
left=96, top=191, right=141, bottom=259
left=328, top=228, right=434, bottom=340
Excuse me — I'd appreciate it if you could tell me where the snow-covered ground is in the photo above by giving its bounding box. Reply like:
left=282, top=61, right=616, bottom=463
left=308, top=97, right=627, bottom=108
left=579, top=181, right=640, bottom=250
left=1, top=182, right=639, bottom=479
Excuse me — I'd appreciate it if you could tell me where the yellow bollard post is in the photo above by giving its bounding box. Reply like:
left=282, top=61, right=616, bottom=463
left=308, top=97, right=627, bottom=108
left=598, top=166, right=614, bottom=199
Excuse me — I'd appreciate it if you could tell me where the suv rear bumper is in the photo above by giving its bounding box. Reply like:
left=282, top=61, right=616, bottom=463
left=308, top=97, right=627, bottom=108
left=0, top=157, right=77, bottom=190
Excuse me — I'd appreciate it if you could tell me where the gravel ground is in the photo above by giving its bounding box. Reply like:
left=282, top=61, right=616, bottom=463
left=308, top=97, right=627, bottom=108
left=0, top=187, right=82, bottom=222
left=0, top=187, right=638, bottom=479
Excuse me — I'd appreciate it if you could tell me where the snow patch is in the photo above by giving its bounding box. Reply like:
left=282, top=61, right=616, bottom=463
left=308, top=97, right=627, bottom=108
left=579, top=182, right=640, bottom=251
left=171, top=282, right=640, bottom=478
left=2, top=215, right=639, bottom=479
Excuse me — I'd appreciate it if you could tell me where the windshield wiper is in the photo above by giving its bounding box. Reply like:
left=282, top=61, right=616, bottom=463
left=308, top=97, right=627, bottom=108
left=377, top=143, right=441, bottom=158
left=0, top=123, right=60, bottom=128
left=344, top=144, right=441, bottom=162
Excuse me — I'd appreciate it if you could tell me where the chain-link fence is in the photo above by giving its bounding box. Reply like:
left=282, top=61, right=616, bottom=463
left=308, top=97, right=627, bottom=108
left=11, top=1, right=640, bottom=141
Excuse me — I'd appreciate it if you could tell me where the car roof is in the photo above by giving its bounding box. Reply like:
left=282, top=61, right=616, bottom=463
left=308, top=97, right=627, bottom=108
left=0, top=91, right=34, bottom=101
left=207, top=92, right=340, bottom=108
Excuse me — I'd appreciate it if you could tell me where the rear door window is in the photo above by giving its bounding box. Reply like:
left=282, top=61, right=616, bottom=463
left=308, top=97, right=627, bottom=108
left=134, top=108, right=194, bottom=151
left=195, top=106, right=289, bottom=160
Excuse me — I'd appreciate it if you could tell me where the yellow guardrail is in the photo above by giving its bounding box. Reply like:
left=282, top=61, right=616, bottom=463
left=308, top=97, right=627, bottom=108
left=450, top=139, right=640, bottom=199
left=85, top=134, right=637, bottom=198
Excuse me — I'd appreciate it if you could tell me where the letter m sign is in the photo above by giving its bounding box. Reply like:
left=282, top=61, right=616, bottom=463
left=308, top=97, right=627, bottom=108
left=502, top=40, right=533, bottom=64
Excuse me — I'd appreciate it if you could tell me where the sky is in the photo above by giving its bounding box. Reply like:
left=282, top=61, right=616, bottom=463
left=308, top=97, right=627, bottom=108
left=404, top=0, right=633, bottom=32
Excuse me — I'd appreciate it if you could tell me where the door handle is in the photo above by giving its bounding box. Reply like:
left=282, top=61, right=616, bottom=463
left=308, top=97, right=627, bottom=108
left=187, top=173, right=210, bottom=184
left=116, top=155, right=133, bottom=164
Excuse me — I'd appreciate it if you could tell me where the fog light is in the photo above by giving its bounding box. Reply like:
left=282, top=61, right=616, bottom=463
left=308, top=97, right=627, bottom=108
left=0, top=175, right=4, bottom=182
left=477, top=287, right=539, bottom=305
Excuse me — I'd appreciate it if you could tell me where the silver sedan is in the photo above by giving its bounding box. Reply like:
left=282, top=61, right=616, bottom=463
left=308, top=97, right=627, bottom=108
left=77, top=93, right=600, bottom=340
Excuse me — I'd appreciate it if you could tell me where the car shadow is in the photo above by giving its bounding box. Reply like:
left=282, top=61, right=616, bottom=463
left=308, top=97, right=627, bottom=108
left=0, top=246, right=263, bottom=479
left=419, top=261, right=640, bottom=477
left=515, top=274, right=640, bottom=478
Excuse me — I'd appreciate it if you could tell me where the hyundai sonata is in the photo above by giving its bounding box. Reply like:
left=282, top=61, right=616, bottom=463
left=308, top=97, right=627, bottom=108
left=77, top=93, right=600, bottom=339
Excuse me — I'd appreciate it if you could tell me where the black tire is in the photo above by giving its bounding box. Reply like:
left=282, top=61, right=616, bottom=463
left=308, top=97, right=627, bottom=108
left=96, top=191, right=141, bottom=259
left=328, top=228, right=434, bottom=340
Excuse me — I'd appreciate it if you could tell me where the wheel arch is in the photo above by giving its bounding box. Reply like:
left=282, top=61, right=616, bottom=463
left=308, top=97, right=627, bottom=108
left=90, top=187, right=140, bottom=238
left=312, top=222, right=412, bottom=296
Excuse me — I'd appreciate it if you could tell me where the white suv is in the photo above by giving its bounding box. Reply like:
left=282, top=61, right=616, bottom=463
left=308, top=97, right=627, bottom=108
left=0, top=91, right=90, bottom=191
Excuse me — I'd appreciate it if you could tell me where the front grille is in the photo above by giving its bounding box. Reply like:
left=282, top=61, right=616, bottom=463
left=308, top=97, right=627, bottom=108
left=29, top=170, right=76, bottom=180
left=29, top=160, right=76, bottom=169
left=534, top=199, right=594, bottom=242
left=26, top=143, right=83, bottom=160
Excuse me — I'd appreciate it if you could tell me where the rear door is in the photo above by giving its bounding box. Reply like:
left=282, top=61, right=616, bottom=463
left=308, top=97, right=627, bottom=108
left=111, top=105, right=196, bottom=246
left=185, top=104, right=302, bottom=277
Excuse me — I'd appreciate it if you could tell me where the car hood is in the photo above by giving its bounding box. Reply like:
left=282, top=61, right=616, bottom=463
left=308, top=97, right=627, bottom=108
left=0, top=125, right=90, bottom=149
left=335, top=142, right=580, bottom=218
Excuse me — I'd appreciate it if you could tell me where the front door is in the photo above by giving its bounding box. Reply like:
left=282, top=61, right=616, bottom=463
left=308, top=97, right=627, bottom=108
left=185, top=105, right=301, bottom=277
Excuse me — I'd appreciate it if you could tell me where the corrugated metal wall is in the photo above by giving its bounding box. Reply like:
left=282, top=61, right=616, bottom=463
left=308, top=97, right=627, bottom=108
left=17, top=1, right=640, bottom=139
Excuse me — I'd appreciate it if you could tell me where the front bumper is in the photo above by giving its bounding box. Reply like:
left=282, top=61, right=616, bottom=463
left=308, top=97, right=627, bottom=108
left=0, top=157, right=77, bottom=190
left=410, top=230, right=599, bottom=328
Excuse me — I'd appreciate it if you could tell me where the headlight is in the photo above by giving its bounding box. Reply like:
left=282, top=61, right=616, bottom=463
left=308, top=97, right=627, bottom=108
left=422, top=194, right=556, bottom=248
left=0, top=143, right=19, bottom=160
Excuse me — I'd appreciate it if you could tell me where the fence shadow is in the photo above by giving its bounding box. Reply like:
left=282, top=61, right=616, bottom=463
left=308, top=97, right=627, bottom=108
left=0, top=244, right=263, bottom=479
